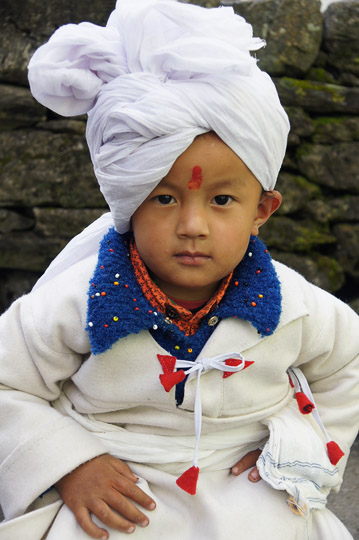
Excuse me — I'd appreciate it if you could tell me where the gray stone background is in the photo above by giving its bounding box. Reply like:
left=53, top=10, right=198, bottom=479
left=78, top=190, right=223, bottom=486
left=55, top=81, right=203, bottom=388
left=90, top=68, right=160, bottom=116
left=0, top=0, right=358, bottom=536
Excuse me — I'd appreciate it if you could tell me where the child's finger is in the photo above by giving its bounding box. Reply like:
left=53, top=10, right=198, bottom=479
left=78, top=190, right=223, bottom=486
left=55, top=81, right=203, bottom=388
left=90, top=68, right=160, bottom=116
left=109, top=455, right=139, bottom=483
left=248, top=466, right=261, bottom=482
left=75, top=506, right=112, bottom=540
left=101, top=488, right=150, bottom=529
left=113, top=472, right=157, bottom=512
left=88, top=497, right=138, bottom=535
left=231, top=448, right=261, bottom=476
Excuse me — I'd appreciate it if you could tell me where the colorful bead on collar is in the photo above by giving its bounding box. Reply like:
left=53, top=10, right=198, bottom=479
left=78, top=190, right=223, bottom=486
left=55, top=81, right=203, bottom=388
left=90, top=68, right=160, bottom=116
left=86, top=229, right=282, bottom=355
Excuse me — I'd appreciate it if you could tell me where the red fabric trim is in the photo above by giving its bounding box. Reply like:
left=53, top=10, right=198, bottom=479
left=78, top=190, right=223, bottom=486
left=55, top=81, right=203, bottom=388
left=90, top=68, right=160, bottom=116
left=157, top=354, right=177, bottom=373
left=223, top=359, right=254, bottom=378
left=160, top=371, right=186, bottom=392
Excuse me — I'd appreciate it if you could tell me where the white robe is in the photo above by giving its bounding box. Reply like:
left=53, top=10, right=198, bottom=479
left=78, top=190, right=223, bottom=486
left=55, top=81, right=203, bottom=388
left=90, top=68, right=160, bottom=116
left=0, top=254, right=358, bottom=539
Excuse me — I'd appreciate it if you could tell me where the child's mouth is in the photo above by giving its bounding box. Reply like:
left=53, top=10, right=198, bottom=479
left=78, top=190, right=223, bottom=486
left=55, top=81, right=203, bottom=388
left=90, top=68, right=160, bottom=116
left=174, top=252, right=211, bottom=266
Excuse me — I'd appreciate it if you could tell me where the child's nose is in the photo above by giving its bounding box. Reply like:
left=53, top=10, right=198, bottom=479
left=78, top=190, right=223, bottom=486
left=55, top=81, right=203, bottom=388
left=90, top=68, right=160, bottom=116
left=176, top=205, right=209, bottom=238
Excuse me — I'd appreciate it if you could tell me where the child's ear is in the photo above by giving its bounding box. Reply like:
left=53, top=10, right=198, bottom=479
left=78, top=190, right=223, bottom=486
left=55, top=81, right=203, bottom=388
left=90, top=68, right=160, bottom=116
left=251, top=190, right=282, bottom=236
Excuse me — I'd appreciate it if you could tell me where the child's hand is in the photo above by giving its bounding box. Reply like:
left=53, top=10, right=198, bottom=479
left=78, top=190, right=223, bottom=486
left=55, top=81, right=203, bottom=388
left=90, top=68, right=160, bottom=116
left=231, top=449, right=261, bottom=482
left=55, top=454, right=156, bottom=539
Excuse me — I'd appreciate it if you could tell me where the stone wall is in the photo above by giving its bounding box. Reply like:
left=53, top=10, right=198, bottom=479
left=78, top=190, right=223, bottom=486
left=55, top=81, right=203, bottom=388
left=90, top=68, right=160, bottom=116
left=0, top=0, right=359, bottom=314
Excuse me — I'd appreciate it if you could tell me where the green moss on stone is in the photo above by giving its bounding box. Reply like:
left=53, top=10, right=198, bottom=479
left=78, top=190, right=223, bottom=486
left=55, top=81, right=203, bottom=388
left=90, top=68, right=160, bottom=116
left=292, top=175, right=321, bottom=197
left=185, top=0, right=220, bottom=5
left=313, top=116, right=348, bottom=126
left=294, top=224, right=335, bottom=252
left=295, top=143, right=313, bottom=160
left=305, top=67, right=335, bottom=84
left=282, top=78, right=346, bottom=104
left=314, top=254, right=345, bottom=292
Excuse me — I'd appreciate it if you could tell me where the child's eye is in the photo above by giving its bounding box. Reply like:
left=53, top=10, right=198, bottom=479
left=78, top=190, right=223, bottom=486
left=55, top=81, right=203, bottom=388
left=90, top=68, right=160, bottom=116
left=212, top=195, right=233, bottom=206
left=156, top=195, right=175, bottom=205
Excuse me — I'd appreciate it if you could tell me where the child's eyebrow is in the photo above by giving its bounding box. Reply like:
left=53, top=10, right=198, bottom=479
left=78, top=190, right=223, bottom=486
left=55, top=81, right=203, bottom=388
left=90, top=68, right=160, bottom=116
left=209, top=177, right=250, bottom=190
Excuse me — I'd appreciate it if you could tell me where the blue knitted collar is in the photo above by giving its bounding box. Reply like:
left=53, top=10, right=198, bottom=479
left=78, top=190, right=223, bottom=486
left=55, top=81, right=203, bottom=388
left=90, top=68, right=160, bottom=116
left=87, top=229, right=282, bottom=355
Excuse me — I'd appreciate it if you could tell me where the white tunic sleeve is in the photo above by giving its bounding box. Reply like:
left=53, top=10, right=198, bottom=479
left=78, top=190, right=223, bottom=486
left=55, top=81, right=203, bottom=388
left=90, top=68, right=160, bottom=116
left=0, top=256, right=107, bottom=520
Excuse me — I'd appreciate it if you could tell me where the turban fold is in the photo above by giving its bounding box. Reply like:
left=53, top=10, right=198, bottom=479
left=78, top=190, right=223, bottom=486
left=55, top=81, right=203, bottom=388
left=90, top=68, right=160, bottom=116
left=28, top=0, right=289, bottom=233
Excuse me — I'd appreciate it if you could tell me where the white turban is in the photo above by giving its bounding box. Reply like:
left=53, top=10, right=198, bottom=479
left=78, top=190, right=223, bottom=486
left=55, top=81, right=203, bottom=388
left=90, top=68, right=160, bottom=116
left=28, top=0, right=289, bottom=234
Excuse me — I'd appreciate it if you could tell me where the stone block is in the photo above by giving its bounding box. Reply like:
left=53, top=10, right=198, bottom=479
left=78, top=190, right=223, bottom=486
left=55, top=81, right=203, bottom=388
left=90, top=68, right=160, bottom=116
left=36, top=119, right=86, bottom=136
left=0, top=0, right=116, bottom=85
left=304, top=66, right=336, bottom=84
left=0, top=232, right=66, bottom=271
left=0, top=270, right=41, bottom=315
left=333, top=223, right=359, bottom=280
left=231, top=0, right=322, bottom=76
left=275, top=77, right=359, bottom=114
left=33, top=208, right=107, bottom=237
left=0, top=85, right=46, bottom=130
left=260, top=216, right=336, bottom=252
left=270, top=250, right=345, bottom=292
left=296, top=142, right=359, bottom=193
left=305, top=196, right=359, bottom=223
left=0, top=26, right=34, bottom=86
left=0, top=130, right=107, bottom=208
left=312, top=116, right=359, bottom=144
left=285, top=106, right=315, bottom=138
left=323, top=1, right=359, bottom=76
left=0, top=209, right=35, bottom=234
left=276, top=172, right=321, bottom=215
left=2, top=0, right=116, bottom=35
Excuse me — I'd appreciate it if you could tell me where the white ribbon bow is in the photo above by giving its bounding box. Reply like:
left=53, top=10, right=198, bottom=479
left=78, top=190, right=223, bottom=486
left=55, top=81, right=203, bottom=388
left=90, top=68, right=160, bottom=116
left=175, top=352, right=247, bottom=467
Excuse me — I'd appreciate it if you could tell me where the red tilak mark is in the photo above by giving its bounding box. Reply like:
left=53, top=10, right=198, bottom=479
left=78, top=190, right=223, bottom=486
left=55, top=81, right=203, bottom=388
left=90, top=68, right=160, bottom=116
left=188, top=166, right=203, bottom=190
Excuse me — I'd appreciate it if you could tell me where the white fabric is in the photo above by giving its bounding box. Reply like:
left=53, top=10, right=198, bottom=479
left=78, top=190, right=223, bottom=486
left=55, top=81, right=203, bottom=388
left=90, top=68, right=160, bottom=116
left=289, top=366, right=332, bottom=444
left=258, top=400, right=341, bottom=515
left=55, top=392, right=268, bottom=473
left=173, top=352, right=246, bottom=467
left=0, top=255, right=358, bottom=539
left=0, top=471, right=318, bottom=540
left=33, top=212, right=113, bottom=290
left=28, top=0, right=290, bottom=233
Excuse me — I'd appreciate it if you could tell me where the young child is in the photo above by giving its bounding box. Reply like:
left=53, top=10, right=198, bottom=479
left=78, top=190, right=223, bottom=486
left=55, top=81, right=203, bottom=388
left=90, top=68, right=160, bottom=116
left=0, top=1, right=358, bottom=539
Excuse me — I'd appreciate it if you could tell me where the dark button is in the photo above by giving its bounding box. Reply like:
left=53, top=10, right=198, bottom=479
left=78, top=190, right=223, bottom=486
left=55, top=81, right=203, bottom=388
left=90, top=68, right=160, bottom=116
left=165, top=304, right=179, bottom=320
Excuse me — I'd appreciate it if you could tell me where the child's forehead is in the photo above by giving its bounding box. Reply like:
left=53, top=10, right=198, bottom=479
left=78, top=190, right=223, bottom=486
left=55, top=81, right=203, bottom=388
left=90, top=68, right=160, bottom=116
left=154, top=135, right=260, bottom=191
left=154, top=168, right=259, bottom=194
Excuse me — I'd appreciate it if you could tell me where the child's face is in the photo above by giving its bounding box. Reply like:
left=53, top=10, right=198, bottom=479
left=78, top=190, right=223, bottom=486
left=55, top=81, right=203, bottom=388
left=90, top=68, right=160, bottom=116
left=132, top=133, right=281, bottom=301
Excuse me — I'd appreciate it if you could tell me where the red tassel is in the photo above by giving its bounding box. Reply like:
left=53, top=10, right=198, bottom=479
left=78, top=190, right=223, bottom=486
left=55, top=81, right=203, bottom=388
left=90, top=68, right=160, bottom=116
left=159, top=370, right=186, bottom=392
left=176, top=466, right=199, bottom=495
left=295, top=392, right=315, bottom=414
left=223, top=359, right=254, bottom=378
left=327, top=441, right=344, bottom=465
